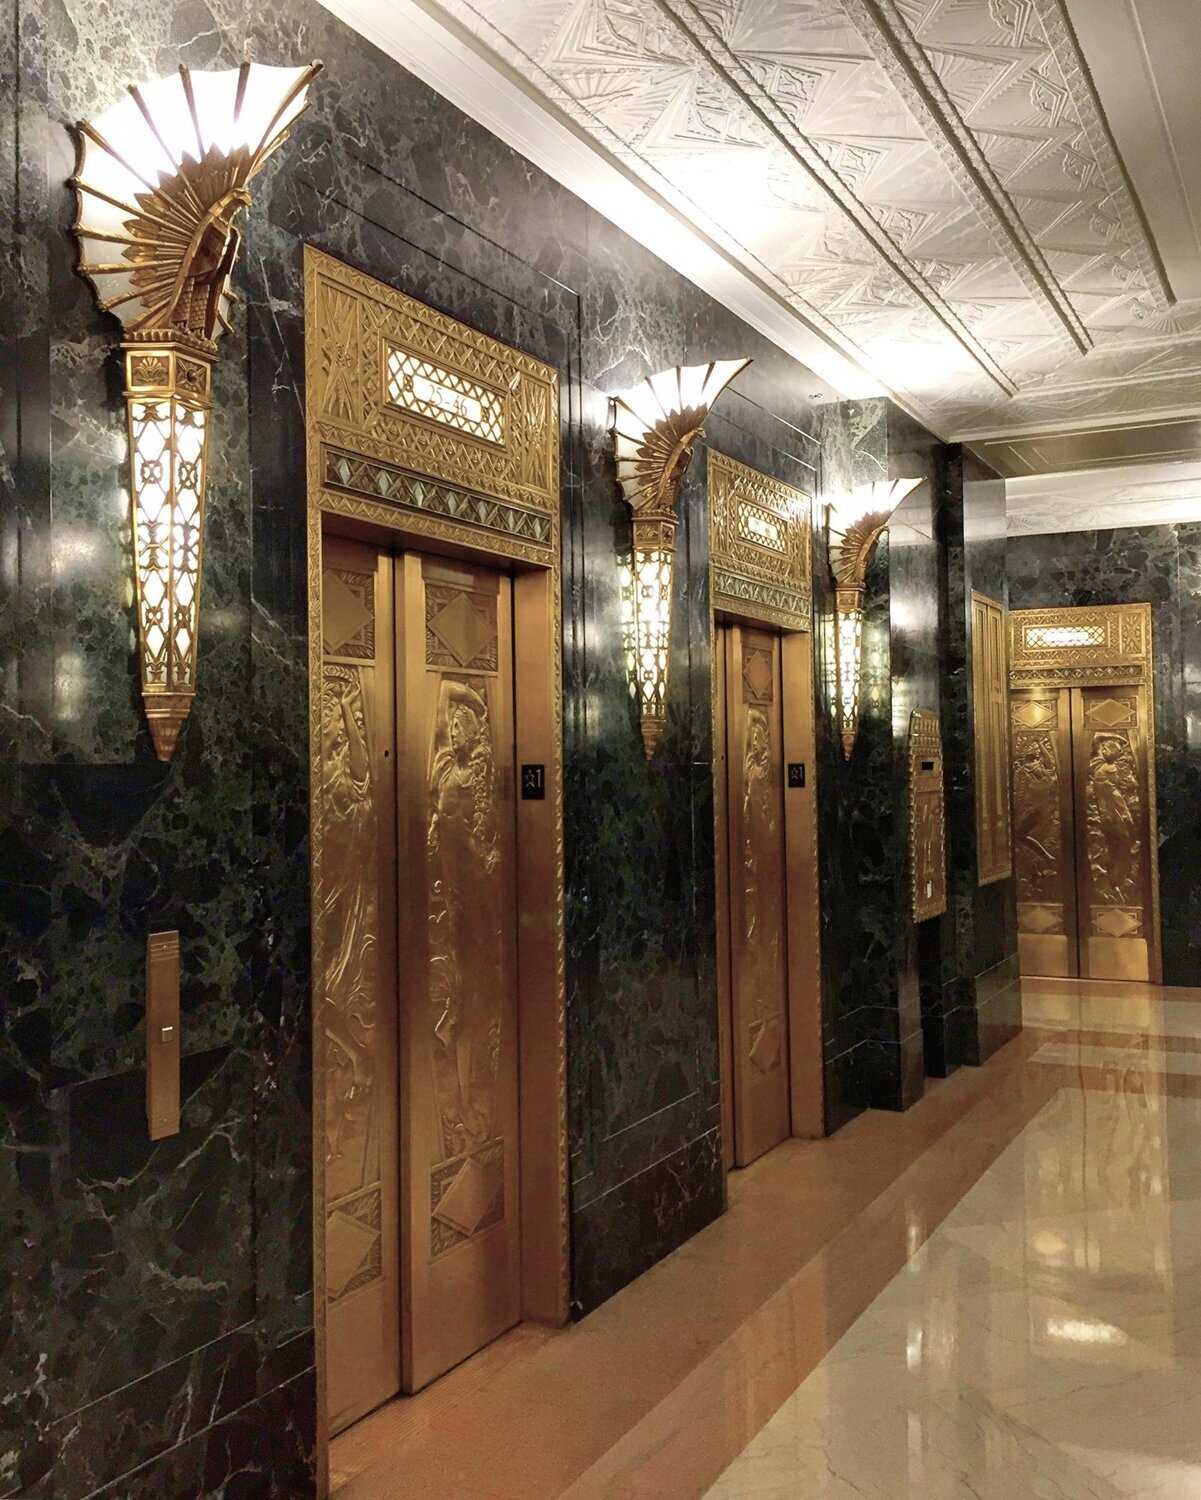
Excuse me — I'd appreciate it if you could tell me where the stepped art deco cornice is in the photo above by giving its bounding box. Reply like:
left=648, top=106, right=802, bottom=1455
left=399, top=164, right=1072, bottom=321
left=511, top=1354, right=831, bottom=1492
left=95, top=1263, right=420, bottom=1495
left=321, top=0, right=1201, bottom=441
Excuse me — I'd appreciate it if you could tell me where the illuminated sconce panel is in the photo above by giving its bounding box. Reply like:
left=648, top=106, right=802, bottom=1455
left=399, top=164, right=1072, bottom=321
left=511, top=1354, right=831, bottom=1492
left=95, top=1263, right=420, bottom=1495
left=72, top=60, right=321, bottom=758
left=826, top=478, right=921, bottom=759
left=611, top=360, right=750, bottom=756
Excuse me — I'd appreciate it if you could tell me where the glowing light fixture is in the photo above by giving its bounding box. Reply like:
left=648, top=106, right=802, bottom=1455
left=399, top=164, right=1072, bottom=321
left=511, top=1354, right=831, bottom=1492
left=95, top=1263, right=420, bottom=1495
left=72, top=60, right=322, bottom=758
left=611, top=359, right=750, bottom=756
left=826, top=478, right=921, bottom=759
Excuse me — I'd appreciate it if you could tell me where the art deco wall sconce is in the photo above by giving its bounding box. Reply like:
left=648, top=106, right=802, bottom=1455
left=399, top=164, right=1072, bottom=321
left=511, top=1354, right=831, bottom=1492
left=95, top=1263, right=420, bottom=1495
left=72, top=60, right=322, bottom=759
left=825, top=478, right=921, bottom=759
left=610, top=360, right=750, bottom=756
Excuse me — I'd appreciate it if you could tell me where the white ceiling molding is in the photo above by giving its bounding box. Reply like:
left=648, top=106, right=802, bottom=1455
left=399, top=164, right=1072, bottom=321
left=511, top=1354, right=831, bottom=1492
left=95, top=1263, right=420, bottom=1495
left=842, top=0, right=1092, bottom=353
left=1065, top=0, right=1201, bottom=301
left=314, top=0, right=884, bottom=402
left=318, top=0, right=1201, bottom=451
left=1034, top=0, right=1173, bottom=308
left=1006, top=457, right=1201, bottom=534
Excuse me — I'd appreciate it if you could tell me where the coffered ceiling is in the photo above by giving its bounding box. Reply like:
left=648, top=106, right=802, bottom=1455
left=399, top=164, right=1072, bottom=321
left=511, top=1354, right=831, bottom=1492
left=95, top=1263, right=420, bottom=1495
left=325, top=0, right=1201, bottom=450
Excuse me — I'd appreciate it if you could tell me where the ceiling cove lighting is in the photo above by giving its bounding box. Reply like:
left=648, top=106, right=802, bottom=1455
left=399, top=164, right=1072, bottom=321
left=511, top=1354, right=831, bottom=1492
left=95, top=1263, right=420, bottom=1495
left=826, top=478, right=921, bottom=760
left=72, top=60, right=322, bottom=759
left=611, top=359, right=751, bottom=756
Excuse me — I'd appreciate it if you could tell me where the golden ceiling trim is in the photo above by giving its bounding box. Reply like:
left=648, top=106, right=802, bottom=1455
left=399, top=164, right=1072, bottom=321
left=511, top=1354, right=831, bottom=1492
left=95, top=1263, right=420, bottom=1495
left=1009, top=603, right=1152, bottom=688
left=708, top=448, right=812, bottom=634
left=909, top=710, right=947, bottom=924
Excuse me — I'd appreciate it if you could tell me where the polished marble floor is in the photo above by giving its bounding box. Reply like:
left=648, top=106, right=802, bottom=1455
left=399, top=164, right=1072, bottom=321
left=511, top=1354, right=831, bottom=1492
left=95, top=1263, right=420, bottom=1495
left=332, top=980, right=1201, bottom=1499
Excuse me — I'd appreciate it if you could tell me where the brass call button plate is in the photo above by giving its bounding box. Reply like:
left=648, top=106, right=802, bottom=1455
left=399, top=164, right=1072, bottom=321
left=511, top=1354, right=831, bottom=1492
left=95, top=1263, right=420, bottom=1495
left=146, top=930, right=181, bottom=1140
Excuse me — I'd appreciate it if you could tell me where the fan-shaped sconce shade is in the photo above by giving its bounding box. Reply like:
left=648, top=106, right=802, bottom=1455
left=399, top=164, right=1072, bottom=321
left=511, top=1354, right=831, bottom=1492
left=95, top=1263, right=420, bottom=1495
left=826, top=478, right=921, bottom=759
left=611, top=360, right=750, bottom=756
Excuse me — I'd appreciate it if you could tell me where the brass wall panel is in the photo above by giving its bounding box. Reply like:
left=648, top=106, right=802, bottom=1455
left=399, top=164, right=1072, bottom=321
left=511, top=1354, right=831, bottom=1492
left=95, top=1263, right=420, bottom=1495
left=713, top=627, right=735, bottom=1173
left=722, top=625, right=791, bottom=1167
left=708, top=449, right=812, bottom=632
left=909, top=712, right=947, bottom=923
left=145, top=931, right=181, bottom=1142
left=1072, top=687, right=1154, bottom=982
left=320, top=536, right=401, bottom=1434
left=781, top=631, right=824, bottom=1141
left=397, top=554, right=521, bottom=1393
left=1011, top=689, right=1078, bottom=978
left=971, top=592, right=1012, bottom=884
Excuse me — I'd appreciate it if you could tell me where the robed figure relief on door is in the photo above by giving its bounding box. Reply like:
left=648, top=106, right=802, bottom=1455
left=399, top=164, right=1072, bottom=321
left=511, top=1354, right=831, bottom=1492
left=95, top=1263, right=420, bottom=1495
left=740, top=686, right=786, bottom=1078
left=321, top=660, right=381, bottom=1288
left=1081, top=694, right=1149, bottom=950
left=319, top=541, right=401, bottom=1431
left=426, top=671, right=507, bottom=1256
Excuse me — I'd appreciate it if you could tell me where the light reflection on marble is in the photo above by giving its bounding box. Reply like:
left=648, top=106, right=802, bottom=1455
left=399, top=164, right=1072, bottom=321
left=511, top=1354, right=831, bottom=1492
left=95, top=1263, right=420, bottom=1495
left=705, top=1081, right=1201, bottom=1498
left=1024, top=982, right=1201, bottom=1041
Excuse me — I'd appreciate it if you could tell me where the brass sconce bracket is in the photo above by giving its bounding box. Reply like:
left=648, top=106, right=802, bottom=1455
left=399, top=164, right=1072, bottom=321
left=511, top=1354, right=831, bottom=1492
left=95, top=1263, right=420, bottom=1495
left=71, top=60, right=322, bottom=758
left=825, top=480, right=921, bottom=759
left=610, top=360, right=751, bottom=757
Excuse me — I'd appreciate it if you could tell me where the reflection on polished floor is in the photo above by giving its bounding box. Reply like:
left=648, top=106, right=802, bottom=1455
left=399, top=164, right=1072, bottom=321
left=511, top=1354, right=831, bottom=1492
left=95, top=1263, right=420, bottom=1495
left=332, top=980, right=1201, bottom=1499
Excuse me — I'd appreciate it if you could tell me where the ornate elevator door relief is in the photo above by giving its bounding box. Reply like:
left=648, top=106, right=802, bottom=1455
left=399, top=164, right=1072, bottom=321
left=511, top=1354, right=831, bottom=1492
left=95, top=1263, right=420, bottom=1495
left=1009, top=605, right=1160, bottom=983
left=1073, top=688, right=1155, bottom=982
left=1011, top=690, right=1078, bottom=979
left=720, top=624, right=790, bottom=1167
left=397, top=553, right=520, bottom=1392
left=320, top=538, right=400, bottom=1434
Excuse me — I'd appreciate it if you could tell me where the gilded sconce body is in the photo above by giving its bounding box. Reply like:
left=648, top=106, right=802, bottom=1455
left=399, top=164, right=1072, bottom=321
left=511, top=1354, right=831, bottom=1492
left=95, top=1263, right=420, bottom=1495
left=71, top=61, right=322, bottom=758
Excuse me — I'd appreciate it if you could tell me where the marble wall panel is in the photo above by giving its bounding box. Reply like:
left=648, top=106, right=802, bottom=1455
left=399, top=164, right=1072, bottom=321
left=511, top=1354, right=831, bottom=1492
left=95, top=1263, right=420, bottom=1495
left=0, top=0, right=843, bottom=1489
left=1007, top=522, right=1201, bottom=987
left=933, top=449, right=1019, bottom=1072
left=814, top=400, right=935, bottom=1119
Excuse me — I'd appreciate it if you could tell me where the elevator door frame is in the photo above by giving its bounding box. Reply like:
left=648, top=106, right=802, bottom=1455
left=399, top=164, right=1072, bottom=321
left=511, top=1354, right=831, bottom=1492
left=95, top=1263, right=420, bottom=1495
left=715, top=618, right=824, bottom=1165
left=305, top=247, right=567, bottom=1489
left=1009, top=603, right=1162, bottom=985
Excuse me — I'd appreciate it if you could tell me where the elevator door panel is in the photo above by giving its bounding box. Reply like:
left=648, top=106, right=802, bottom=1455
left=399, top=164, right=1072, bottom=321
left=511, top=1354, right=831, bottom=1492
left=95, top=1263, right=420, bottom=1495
left=1072, top=686, right=1154, bottom=982
left=397, top=552, right=520, bottom=1393
left=1011, top=685, right=1154, bottom=982
left=321, top=537, right=401, bottom=1434
left=1011, top=689, right=1078, bottom=980
left=723, top=625, right=791, bottom=1168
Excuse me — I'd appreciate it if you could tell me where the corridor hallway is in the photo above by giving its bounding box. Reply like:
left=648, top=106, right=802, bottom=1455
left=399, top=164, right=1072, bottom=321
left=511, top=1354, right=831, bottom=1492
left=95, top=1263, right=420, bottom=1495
left=332, top=981, right=1201, bottom=1499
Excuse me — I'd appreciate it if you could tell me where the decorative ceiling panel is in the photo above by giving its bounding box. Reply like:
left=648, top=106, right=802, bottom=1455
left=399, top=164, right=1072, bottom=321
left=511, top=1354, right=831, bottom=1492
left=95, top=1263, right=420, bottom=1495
left=418, top=0, right=1201, bottom=437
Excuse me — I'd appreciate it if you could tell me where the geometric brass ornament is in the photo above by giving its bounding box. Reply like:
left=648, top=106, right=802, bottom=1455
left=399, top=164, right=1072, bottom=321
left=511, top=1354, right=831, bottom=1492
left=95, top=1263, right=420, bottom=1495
left=1009, top=601, right=1152, bottom=689
left=825, top=479, right=921, bottom=759
left=909, top=709, right=947, bottom=923
left=610, top=360, right=751, bottom=757
left=707, top=448, right=812, bottom=632
left=971, top=592, right=1012, bottom=884
left=71, top=61, right=322, bottom=758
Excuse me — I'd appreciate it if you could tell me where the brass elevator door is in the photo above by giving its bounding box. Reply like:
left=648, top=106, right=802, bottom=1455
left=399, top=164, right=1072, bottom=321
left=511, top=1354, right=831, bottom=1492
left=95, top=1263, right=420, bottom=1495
left=718, top=624, right=791, bottom=1168
left=396, top=552, right=521, bottom=1393
left=1011, top=685, right=1156, bottom=981
left=321, top=537, right=401, bottom=1434
left=322, top=540, right=522, bottom=1423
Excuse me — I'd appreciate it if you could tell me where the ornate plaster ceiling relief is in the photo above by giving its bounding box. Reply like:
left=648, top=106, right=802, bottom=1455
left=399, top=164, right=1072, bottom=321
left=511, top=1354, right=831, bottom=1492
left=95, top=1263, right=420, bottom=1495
left=1005, top=459, right=1201, bottom=534
left=322, top=0, right=1201, bottom=445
